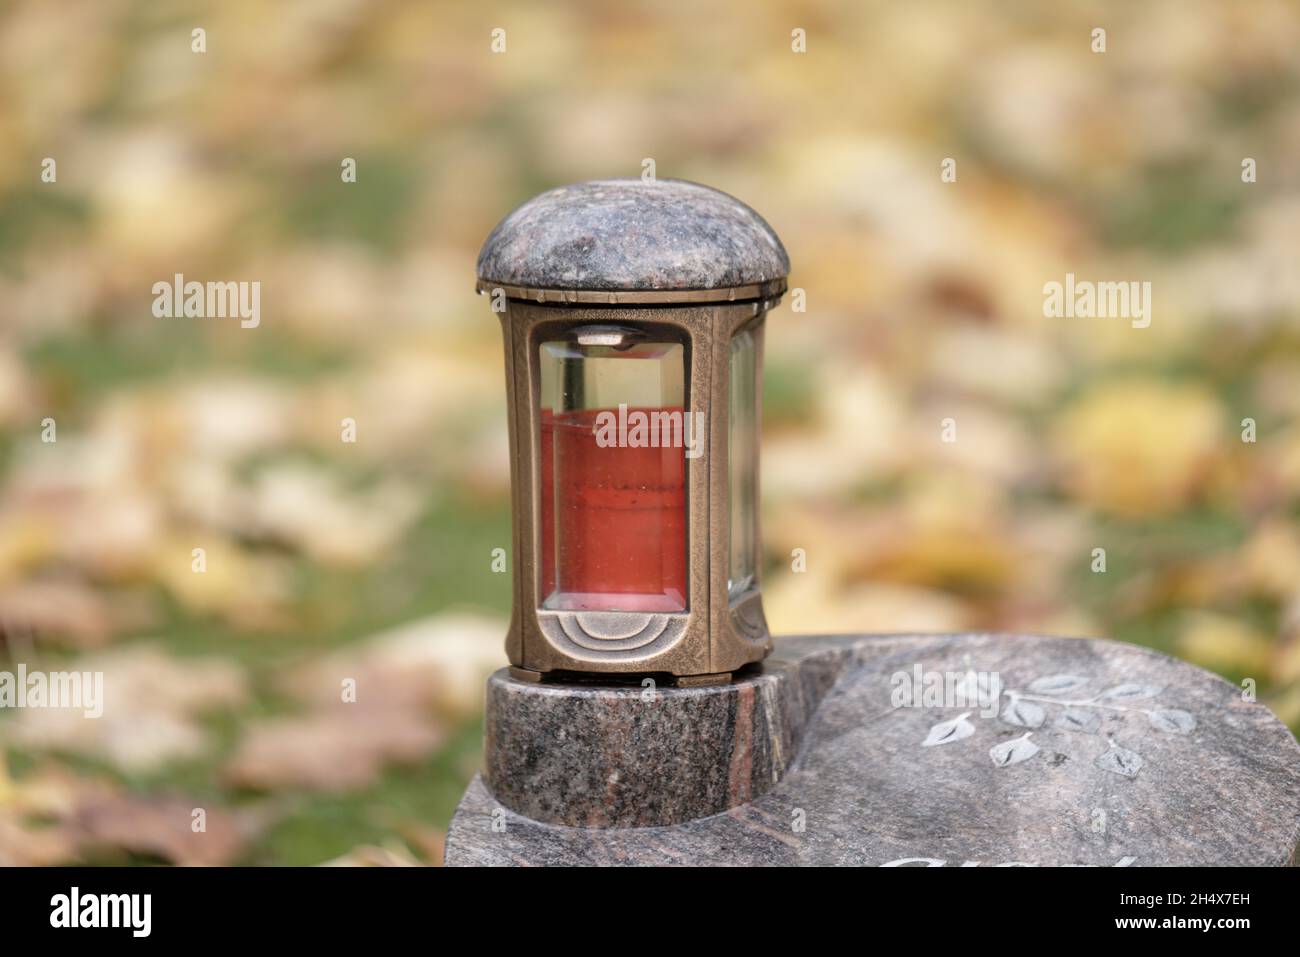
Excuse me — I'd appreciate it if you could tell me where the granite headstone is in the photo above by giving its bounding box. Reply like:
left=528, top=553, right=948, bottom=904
left=445, top=634, right=1300, bottom=866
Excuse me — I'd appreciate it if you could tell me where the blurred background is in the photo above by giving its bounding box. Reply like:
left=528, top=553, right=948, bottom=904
left=2, top=0, right=1299, bottom=865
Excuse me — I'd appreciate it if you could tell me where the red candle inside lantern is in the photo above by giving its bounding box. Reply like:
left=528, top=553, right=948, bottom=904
left=540, top=407, right=687, bottom=612
left=538, top=338, right=689, bottom=613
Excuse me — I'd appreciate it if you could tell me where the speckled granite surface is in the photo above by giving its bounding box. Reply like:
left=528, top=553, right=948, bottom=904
left=476, top=179, right=789, bottom=291
left=482, top=651, right=843, bottom=828
left=446, top=633, right=1300, bottom=866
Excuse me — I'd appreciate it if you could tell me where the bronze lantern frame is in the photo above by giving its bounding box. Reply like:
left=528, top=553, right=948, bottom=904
left=476, top=180, right=788, bottom=684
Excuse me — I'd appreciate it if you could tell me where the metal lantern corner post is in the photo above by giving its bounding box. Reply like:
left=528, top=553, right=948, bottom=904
left=476, top=179, right=789, bottom=685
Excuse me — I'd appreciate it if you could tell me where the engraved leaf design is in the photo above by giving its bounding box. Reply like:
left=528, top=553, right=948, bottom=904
left=1027, top=674, right=1088, bottom=695
left=1000, top=698, right=1045, bottom=729
left=990, top=732, right=1040, bottom=768
left=1148, top=708, right=1195, bottom=734
left=1055, top=707, right=1100, bottom=734
left=1097, top=683, right=1162, bottom=702
left=922, top=712, right=975, bottom=747
left=1096, top=743, right=1143, bottom=778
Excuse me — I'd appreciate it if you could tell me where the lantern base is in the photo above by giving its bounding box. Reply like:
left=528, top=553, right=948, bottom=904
left=509, top=666, right=735, bottom=687
left=673, top=671, right=732, bottom=687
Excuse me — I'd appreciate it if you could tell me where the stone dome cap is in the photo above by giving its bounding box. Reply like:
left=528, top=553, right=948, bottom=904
left=476, top=179, right=789, bottom=304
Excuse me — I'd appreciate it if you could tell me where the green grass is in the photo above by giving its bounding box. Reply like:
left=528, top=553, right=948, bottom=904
left=1, top=489, right=511, bottom=865
left=247, top=718, right=483, bottom=866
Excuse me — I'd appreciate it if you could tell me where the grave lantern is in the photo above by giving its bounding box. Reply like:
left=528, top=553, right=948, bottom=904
left=476, top=179, right=789, bottom=685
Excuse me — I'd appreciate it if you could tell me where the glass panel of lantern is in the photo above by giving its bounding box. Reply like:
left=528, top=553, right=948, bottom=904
left=538, top=337, right=688, bottom=613
left=728, top=327, right=758, bottom=600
